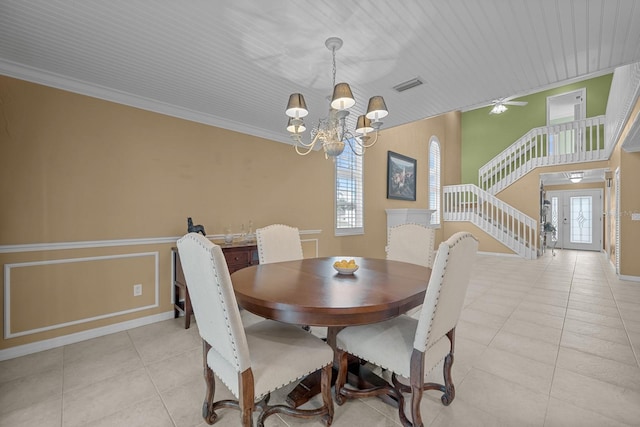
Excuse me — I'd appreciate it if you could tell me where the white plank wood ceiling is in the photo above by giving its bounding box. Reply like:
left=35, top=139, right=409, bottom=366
left=1, top=0, right=639, bottom=145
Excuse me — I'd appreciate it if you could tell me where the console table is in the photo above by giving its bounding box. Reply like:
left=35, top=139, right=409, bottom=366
left=172, top=242, right=258, bottom=328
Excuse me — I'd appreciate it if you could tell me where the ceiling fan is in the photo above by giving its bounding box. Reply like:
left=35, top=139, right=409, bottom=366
left=489, top=96, right=528, bottom=114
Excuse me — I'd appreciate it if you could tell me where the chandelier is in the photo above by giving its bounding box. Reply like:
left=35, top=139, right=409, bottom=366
left=285, top=37, right=389, bottom=159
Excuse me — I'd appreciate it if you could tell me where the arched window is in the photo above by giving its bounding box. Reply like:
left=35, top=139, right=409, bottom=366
left=335, top=140, right=363, bottom=235
left=429, top=137, right=441, bottom=226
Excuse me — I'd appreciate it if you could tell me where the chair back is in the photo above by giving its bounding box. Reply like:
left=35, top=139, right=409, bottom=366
left=414, top=232, right=478, bottom=352
left=256, top=224, right=304, bottom=264
left=177, top=233, right=250, bottom=372
left=386, top=223, right=436, bottom=268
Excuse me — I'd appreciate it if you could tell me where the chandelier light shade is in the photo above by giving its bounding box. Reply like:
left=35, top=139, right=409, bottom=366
left=330, top=83, right=356, bottom=110
left=286, top=117, right=306, bottom=134
left=365, top=96, right=389, bottom=121
left=285, top=37, right=389, bottom=159
left=355, top=115, right=374, bottom=134
left=285, top=93, right=309, bottom=118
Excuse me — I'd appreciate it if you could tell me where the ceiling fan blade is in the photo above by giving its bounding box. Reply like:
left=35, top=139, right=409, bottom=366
left=504, top=101, right=528, bottom=106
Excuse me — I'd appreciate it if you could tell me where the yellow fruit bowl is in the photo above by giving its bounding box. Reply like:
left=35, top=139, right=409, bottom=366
left=333, top=259, right=359, bottom=275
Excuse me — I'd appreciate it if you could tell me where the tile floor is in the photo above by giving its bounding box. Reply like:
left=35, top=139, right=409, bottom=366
left=2, top=250, right=640, bottom=426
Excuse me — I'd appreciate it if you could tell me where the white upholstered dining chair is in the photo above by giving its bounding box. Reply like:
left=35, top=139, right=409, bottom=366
left=334, top=232, right=478, bottom=427
left=177, top=233, right=334, bottom=427
left=386, top=223, right=437, bottom=318
left=255, top=223, right=327, bottom=338
left=255, top=224, right=304, bottom=264
left=386, top=223, right=437, bottom=269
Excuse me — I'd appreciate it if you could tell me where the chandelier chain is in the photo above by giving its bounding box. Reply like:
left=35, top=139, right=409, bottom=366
left=331, top=46, right=337, bottom=88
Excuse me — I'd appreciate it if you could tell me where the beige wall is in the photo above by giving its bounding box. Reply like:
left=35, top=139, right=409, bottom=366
left=0, top=76, right=461, bottom=351
left=607, top=96, right=640, bottom=277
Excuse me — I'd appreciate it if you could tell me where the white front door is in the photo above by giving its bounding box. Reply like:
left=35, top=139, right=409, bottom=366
left=547, top=189, right=602, bottom=251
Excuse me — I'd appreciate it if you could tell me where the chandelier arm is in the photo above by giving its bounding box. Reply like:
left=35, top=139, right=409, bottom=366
left=294, top=143, right=315, bottom=156
left=357, top=131, right=380, bottom=149
left=292, top=131, right=322, bottom=155
left=345, top=138, right=364, bottom=157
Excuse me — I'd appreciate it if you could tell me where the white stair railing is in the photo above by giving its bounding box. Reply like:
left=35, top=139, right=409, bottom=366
left=443, top=184, right=538, bottom=259
left=479, top=116, right=606, bottom=194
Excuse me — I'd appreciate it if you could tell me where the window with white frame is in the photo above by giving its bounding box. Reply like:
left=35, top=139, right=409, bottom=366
left=429, top=137, right=441, bottom=225
left=335, top=141, right=363, bottom=235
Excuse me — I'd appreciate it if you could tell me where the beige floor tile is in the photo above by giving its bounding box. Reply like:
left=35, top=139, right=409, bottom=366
left=560, top=331, right=637, bottom=366
left=544, top=397, right=632, bottom=427
left=517, top=300, right=567, bottom=317
left=562, top=317, right=631, bottom=345
left=128, top=318, right=201, bottom=365
left=146, top=345, right=202, bottom=393
left=63, top=331, right=133, bottom=365
left=489, top=330, right=559, bottom=365
left=88, top=396, right=174, bottom=427
left=63, top=342, right=143, bottom=392
left=550, top=368, right=640, bottom=426
left=429, top=398, right=506, bottom=427
left=455, top=368, right=548, bottom=427
left=459, top=307, right=508, bottom=330
left=565, top=308, right=625, bottom=329
left=501, top=317, right=562, bottom=345
left=0, top=396, right=61, bottom=427
left=62, top=367, right=157, bottom=427
left=465, top=299, right=517, bottom=318
left=0, top=365, right=62, bottom=415
left=556, top=346, right=640, bottom=392
left=455, top=320, right=500, bottom=346
left=473, top=347, right=555, bottom=394
left=509, top=308, right=565, bottom=330
left=569, top=291, right=617, bottom=306
left=0, top=347, right=62, bottom=384
left=567, top=299, right=621, bottom=317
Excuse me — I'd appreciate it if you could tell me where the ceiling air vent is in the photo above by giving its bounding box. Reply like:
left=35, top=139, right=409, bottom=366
left=393, top=77, right=424, bottom=93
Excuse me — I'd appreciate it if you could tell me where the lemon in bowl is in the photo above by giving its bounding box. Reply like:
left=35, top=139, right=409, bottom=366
left=333, top=259, right=359, bottom=275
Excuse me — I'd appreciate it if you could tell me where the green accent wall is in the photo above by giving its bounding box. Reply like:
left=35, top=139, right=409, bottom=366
left=461, top=73, right=613, bottom=184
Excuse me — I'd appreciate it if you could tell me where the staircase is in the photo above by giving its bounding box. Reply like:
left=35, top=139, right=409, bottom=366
left=443, top=184, right=538, bottom=259
left=479, top=116, right=606, bottom=195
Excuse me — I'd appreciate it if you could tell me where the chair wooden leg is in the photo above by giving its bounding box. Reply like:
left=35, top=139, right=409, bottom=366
left=409, top=349, right=425, bottom=427
left=441, top=329, right=456, bottom=406
left=202, top=341, right=218, bottom=424
left=239, top=369, right=256, bottom=427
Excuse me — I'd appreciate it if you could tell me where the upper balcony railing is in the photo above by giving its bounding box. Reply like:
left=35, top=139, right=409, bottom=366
left=478, top=116, right=606, bottom=194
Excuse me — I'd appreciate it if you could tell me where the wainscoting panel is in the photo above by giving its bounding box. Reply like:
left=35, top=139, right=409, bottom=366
left=4, top=252, right=159, bottom=338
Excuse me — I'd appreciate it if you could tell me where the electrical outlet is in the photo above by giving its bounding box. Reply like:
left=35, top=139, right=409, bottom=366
left=133, top=284, right=142, bottom=296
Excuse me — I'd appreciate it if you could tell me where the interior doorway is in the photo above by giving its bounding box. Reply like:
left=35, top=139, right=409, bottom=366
left=547, top=89, right=586, bottom=155
left=546, top=189, right=602, bottom=251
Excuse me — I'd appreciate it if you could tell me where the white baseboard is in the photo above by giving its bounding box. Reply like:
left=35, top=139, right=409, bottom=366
left=477, top=251, right=520, bottom=258
left=619, top=274, right=640, bottom=283
left=0, top=311, right=174, bottom=361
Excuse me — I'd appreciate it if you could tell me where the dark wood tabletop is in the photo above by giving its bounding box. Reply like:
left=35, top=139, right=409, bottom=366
left=230, top=256, right=430, bottom=327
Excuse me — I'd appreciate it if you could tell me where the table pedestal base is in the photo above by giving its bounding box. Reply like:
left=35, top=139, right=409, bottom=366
left=286, top=362, right=399, bottom=408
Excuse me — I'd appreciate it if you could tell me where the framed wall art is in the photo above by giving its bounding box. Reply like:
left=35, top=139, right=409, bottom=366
left=387, top=151, right=416, bottom=201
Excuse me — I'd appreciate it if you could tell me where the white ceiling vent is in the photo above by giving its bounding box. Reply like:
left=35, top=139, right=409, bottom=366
left=393, top=77, right=424, bottom=93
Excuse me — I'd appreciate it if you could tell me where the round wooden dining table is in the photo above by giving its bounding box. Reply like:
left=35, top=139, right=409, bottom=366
left=230, top=256, right=430, bottom=328
left=231, top=256, right=430, bottom=407
left=231, top=257, right=431, bottom=407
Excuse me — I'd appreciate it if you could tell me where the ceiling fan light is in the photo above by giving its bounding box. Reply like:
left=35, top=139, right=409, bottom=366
left=355, top=115, right=374, bottom=134
left=330, top=83, right=355, bottom=110
left=285, top=93, right=309, bottom=118
left=365, top=96, right=388, bottom=120
left=287, top=117, right=306, bottom=134
left=491, top=103, right=507, bottom=114
left=569, top=172, right=583, bottom=183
